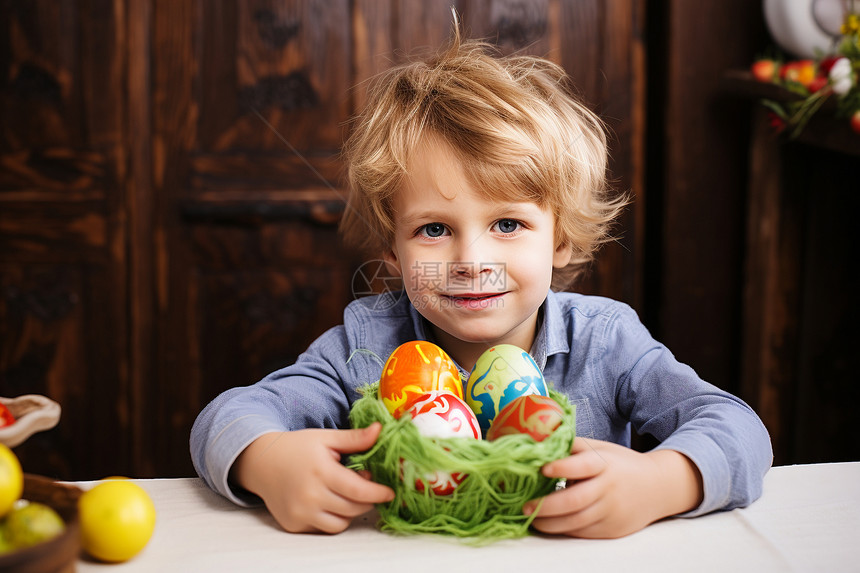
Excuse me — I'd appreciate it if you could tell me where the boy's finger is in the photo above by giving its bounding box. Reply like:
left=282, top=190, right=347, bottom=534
left=529, top=497, right=605, bottom=536
left=570, top=436, right=597, bottom=453
left=542, top=445, right=606, bottom=479
left=327, top=422, right=383, bottom=454
left=523, top=475, right=601, bottom=517
left=320, top=488, right=377, bottom=520
left=328, top=462, right=395, bottom=504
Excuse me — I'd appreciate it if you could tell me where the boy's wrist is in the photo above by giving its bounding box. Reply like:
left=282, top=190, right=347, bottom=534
left=644, top=449, right=704, bottom=518
left=230, top=431, right=283, bottom=495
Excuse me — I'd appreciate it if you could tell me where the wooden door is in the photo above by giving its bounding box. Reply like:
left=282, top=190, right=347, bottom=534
left=1, top=0, right=643, bottom=479
left=0, top=0, right=130, bottom=479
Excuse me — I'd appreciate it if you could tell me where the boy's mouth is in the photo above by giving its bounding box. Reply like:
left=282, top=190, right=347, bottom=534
left=440, top=292, right=507, bottom=305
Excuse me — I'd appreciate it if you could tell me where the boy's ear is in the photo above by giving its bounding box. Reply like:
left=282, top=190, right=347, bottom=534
left=552, top=242, right=573, bottom=269
left=382, top=248, right=403, bottom=277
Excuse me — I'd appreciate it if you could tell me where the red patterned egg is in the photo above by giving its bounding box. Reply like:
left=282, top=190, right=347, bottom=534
left=407, top=391, right=481, bottom=440
left=404, top=391, right=480, bottom=495
left=379, top=341, right=463, bottom=418
left=486, top=394, right=564, bottom=442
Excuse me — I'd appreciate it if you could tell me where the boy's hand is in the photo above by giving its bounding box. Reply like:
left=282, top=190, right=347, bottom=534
left=523, top=437, right=703, bottom=539
left=231, top=423, right=395, bottom=534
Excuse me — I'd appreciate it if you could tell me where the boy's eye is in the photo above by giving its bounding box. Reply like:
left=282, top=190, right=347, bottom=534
left=494, top=219, right=521, bottom=234
left=421, top=223, right=447, bottom=238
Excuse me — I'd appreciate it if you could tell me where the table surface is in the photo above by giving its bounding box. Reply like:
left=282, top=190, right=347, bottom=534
left=75, top=462, right=860, bottom=573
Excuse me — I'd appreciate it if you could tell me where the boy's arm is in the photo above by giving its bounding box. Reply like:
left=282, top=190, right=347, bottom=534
left=190, top=324, right=395, bottom=533
left=527, top=301, right=771, bottom=538
left=190, top=325, right=366, bottom=505
left=609, top=303, right=772, bottom=517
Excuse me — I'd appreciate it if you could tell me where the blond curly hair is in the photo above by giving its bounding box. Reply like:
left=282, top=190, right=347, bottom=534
left=340, top=25, right=627, bottom=289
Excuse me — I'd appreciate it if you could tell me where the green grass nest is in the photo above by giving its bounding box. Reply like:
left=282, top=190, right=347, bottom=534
left=348, top=382, right=576, bottom=542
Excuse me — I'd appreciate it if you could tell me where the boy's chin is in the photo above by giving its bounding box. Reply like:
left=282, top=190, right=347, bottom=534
left=428, top=319, right=511, bottom=347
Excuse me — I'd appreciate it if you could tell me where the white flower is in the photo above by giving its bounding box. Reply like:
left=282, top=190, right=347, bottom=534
left=829, top=57, right=854, bottom=95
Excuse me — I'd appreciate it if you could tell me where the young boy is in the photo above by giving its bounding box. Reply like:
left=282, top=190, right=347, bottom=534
left=190, top=30, right=772, bottom=539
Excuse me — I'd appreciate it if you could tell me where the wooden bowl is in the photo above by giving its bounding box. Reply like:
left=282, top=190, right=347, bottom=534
left=0, top=395, right=62, bottom=448
left=0, top=474, right=82, bottom=573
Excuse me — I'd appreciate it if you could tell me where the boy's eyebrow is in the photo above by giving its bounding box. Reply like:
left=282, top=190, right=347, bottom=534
left=397, top=210, right=449, bottom=226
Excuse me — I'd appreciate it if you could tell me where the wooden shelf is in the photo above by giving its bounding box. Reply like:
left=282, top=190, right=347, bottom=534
left=722, top=70, right=860, bottom=157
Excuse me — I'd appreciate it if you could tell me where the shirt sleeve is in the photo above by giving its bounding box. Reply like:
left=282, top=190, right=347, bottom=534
left=603, top=303, right=773, bottom=516
left=189, top=325, right=355, bottom=506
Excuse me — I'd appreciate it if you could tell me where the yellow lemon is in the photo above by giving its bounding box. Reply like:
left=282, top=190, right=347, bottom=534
left=79, top=480, right=156, bottom=562
left=4, top=501, right=65, bottom=548
left=0, top=444, right=23, bottom=518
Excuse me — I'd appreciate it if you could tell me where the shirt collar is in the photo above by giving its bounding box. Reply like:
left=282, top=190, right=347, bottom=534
left=405, top=289, right=570, bottom=371
left=530, top=289, right=570, bottom=369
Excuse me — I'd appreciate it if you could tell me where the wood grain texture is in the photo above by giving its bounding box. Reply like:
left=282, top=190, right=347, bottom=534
left=3, top=0, right=647, bottom=478
left=659, top=0, right=768, bottom=395
left=741, top=109, right=802, bottom=465
left=0, top=0, right=129, bottom=480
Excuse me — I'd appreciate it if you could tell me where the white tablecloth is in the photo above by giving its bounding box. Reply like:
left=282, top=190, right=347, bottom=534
left=76, top=462, right=860, bottom=573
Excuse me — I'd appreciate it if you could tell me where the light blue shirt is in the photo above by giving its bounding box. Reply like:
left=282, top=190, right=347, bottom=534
left=190, top=290, right=772, bottom=516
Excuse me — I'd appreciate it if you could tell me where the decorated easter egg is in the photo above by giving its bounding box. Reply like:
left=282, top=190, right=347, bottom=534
left=404, top=391, right=480, bottom=495
left=465, top=344, right=548, bottom=434
left=379, top=341, right=463, bottom=418
left=486, top=394, right=564, bottom=442
left=407, top=391, right=481, bottom=440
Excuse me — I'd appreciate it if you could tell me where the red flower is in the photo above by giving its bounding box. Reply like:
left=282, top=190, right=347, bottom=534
left=850, top=110, right=860, bottom=134
left=818, top=56, right=841, bottom=75
left=808, top=76, right=829, bottom=93
left=768, top=112, right=787, bottom=134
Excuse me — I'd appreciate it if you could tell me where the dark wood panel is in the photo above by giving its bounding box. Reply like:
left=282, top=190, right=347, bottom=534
left=464, top=0, right=553, bottom=56
left=181, top=194, right=345, bottom=226
left=0, top=149, right=109, bottom=192
left=197, top=0, right=352, bottom=153
left=0, top=201, right=109, bottom=262
left=0, top=0, right=122, bottom=149
left=741, top=110, right=804, bottom=465
left=0, top=0, right=128, bottom=481
left=127, top=0, right=155, bottom=478
left=189, top=153, right=344, bottom=191
left=0, top=263, right=129, bottom=479
left=741, top=114, right=860, bottom=465
left=194, top=265, right=355, bottom=407
left=393, top=1, right=456, bottom=57
left=659, top=0, right=768, bottom=394
left=351, top=0, right=394, bottom=113
left=188, top=217, right=351, bottom=270
left=792, top=145, right=860, bottom=464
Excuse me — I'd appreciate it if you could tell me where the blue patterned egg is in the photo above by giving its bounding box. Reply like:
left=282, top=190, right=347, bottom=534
left=465, top=344, right=548, bottom=434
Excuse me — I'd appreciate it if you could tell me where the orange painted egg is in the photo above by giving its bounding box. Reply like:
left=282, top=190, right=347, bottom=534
left=379, top=341, right=463, bottom=418
left=486, top=394, right=564, bottom=442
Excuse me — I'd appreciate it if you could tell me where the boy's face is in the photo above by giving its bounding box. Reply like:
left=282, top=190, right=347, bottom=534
left=385, top=138, right=571, bottom=364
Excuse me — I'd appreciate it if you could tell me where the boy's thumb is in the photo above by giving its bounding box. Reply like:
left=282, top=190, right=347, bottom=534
left=331, top=422, right=383, bottom=454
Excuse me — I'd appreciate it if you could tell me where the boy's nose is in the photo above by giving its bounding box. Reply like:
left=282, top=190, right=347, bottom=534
left=449, top=261, right=488, bottom=278
left=452, top=233, right=494, bottom=270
